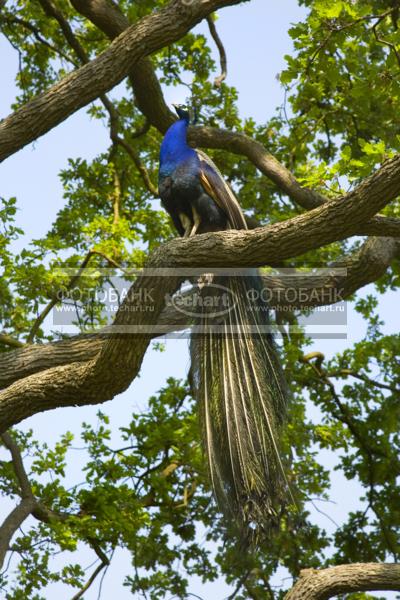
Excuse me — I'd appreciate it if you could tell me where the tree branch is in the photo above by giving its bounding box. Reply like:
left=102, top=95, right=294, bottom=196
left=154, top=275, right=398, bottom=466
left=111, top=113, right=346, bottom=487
left=69, top=0, right=175, bottom=133
left=112, top=134, right=158, bottom=196
left=66, top=0, right=333, bottom=207
left=0, top=497, right=35, bottom=569
left=284, top=563, right=400, bottom=599
left=37, top=0, right=88, bottom=63
left=70, top=546, right=109, bottom=600
left=0, top=234, right=398, bottom=393
left=0, top=252, right=183, bottom=432
left=0, top=333, right=24, bottom=349
left=206, top=14, right=227, bottom=87
left=5, top=0, right=400, bottom=229
left=190, top=125, right=400, bottom=234
left=0, top=0, right=245, bottom=162
left=0, top=432, right=36, bottom=568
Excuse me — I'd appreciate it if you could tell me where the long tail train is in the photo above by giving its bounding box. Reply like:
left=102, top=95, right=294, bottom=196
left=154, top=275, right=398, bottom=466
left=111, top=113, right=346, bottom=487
left=190, top=271, right=290, bottom=536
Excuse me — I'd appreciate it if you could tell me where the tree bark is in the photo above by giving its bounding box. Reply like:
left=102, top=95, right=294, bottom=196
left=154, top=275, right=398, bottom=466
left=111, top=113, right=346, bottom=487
left=284, top=563, right=400, bottom=600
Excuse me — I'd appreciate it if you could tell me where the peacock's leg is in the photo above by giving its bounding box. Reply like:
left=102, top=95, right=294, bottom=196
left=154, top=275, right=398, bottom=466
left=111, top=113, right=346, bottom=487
left=189, top=206, right=202, bottom=237
left=179, top=212, right=193, bottom=237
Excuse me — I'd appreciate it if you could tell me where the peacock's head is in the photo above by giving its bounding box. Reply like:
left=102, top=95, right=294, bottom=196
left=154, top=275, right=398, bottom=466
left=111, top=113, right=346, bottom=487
left=172, top=103, right=191, bottom=122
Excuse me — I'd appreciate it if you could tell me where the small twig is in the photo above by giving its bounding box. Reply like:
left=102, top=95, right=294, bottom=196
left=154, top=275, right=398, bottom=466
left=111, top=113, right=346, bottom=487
left=226, top=570, right=251, bottom=600
left=1, top=29, right=27, bottom=101
left=111, top=134, right=158, bottom=196
left=112, top=167, right=121, bottom=224
left=89, top=250, right=122, bottom=270
left=206, top=14, right=227, bottom=87
left=372, top=18, right=400, bottom=68
left=26, top=251, right=93, bottom=343
left=301, top=351, right=325, bottom=371
left=97, top=547, right=114, bottom=600
left=303, top=352, right=399, bottom=393
left=310, top=499, right=339, bottom=528
left=0, top=15, right=77, bottom=65
left=307, top=9, right=395, bottom=70
left=130, top=119, right=150, bottom=139
left=326, top=368, right=399, bottom=393
left=70, top=559, right=108, bottom=600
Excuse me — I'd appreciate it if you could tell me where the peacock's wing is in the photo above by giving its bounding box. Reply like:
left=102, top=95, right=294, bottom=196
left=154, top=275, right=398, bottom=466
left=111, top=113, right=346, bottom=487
left=196, top=149, right=247, bottom=231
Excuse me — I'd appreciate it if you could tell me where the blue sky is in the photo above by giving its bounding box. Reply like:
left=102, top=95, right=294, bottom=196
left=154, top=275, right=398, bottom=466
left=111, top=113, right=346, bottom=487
left=0, top=0, right=398, bottom=598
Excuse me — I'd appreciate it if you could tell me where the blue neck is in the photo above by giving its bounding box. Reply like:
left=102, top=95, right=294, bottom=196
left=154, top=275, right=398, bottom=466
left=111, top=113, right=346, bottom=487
left=159, top=119, right=196, bottom=172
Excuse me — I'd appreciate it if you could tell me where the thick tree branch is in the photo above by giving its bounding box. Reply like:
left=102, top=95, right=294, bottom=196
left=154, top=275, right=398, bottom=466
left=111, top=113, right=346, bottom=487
left=192, top=126, right=327, bottom=209
left=0, top=236, right=398, bottom=392
left=154, top=156, right=400, bottom=270
left=190, top=126, right=400, bottom=235
left=0, top=139, right=399, bottom=423
left=0, top=233, right=398, bottom=392
left=360, top=214, right=400, bottom=237
left=0, top=0, right=245, bottom=163
left=0, top=335, right=103, bottom=391
left=284, top=563, right=400, bottom=599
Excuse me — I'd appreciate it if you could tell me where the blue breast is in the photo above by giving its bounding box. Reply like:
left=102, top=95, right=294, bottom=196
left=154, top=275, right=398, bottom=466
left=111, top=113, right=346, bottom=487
left=159, top=119, right=197, bottom=177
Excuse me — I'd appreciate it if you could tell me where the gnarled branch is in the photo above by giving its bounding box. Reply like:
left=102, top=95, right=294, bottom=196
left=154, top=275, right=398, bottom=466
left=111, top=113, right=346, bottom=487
left=1, top=236, right=398, bottom=392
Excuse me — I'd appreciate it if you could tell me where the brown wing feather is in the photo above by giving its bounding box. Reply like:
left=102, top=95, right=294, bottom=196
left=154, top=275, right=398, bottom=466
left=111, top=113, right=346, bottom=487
left=196, top=150, right=247, bottom=230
